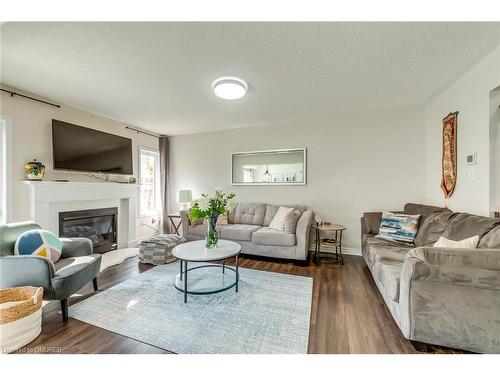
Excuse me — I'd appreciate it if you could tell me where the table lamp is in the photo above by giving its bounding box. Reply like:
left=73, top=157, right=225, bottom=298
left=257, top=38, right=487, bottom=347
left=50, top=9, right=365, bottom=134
left=177, top=190, right=193, bottom=211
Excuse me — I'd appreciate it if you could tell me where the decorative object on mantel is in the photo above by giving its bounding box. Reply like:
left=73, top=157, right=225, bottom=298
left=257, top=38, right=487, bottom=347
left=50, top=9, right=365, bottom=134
left=441, top=112, right=458, bottom=200
left=24, top=159, right=45, bottom=181
left=128, top=176, right=137, bottom=184
left=189, top=188, right=236, bottom=248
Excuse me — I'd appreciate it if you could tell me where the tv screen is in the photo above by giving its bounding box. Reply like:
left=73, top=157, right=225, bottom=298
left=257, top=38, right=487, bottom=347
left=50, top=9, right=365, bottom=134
left=52, top=120, right=133, bottom=175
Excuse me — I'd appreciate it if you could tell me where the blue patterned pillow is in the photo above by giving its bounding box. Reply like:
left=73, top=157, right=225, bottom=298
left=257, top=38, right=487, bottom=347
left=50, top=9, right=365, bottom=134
left=14, top=229, right=62, bottom=262
left=376, top=211, right=421, bottom=244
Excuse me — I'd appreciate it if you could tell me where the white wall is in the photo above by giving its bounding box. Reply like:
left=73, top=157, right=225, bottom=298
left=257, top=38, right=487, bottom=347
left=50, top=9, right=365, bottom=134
left=169, top=109, right=425, bottom=251
left=424, top=45, right=500, bottom=216
left=491, top=88, right=500, bottom=213
left=0, top=87, right=161, bottom=241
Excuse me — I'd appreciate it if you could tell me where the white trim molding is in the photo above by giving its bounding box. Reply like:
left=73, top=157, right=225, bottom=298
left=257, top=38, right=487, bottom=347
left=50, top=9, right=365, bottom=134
left=309, top=244, right=362, bottom=257
left=138, top=146, right=161, bottom=218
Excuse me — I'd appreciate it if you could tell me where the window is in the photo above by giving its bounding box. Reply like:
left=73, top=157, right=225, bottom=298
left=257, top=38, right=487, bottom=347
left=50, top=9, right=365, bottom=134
left=139, top=148, right=161, bottom=217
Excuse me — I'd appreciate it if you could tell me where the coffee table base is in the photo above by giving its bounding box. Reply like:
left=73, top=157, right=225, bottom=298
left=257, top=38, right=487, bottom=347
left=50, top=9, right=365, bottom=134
left=174, top=258, right=239, bottom=303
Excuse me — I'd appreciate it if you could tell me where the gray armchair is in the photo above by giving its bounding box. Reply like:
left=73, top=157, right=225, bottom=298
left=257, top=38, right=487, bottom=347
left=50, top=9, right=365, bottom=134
left=0, top=221, right=102, bottom=321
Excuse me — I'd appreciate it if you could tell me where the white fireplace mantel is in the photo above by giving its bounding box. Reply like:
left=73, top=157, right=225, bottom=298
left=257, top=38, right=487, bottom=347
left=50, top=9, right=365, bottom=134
left=20, top=181, right=139, bottom=248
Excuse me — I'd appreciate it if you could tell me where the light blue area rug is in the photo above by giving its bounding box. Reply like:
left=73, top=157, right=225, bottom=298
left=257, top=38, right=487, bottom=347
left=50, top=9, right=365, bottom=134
left=69, top=262, right=313, bottom=354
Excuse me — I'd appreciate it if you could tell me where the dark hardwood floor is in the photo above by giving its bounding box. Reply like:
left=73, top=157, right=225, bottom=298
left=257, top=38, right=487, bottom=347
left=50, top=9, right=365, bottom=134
left=17, top=254, right=461, bottom=354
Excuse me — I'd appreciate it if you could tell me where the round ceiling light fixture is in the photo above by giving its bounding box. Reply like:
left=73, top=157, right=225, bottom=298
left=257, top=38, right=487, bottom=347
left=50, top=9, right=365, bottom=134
left=212, top=77, right=248, bottom=100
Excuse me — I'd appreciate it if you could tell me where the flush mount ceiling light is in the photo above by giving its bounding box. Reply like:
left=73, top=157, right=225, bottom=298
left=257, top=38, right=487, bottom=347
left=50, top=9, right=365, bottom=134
left=213, top=77, right=248, bottom=100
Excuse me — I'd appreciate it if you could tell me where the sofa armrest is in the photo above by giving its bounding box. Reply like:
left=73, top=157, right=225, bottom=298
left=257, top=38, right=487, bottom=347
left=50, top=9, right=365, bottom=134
left=295, top=210, right=313, bottom=260
left=60, top=237, right=93, bottom=258
left=407, top=246, right=500, bottom=273
left=361, top=212, right=382, bottom=235
left=398, top=247, right=500, bottom=351
left=180, top=210, right=190, bottom=237
left=0, top=255, right=55, bottom=296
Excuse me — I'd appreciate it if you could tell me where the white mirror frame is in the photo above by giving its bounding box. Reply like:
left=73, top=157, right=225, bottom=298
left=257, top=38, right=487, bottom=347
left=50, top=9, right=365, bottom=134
left=231, top=148, right=307, bottom=186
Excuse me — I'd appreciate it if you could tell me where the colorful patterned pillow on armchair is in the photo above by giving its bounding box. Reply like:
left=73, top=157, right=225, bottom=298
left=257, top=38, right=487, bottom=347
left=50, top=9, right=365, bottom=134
left=14, top=229, right=62, bottom=262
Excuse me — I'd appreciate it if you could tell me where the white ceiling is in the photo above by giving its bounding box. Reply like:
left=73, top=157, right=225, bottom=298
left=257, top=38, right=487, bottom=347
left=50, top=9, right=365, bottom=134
left=1, top=22, right=500, bottom=135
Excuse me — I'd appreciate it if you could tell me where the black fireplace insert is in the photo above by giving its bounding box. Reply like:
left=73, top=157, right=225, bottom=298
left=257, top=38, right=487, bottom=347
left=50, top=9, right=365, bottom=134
left=59, top=207, right=118, bottom=253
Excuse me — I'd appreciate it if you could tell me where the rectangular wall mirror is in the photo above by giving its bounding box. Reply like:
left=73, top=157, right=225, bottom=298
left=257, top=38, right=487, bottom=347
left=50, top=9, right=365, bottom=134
left=232, top=148, right=306, bottom=185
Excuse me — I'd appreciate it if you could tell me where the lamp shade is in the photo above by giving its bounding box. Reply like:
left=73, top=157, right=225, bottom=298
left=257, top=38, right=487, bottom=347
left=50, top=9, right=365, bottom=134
left=177, top=190, right=193, bottom=203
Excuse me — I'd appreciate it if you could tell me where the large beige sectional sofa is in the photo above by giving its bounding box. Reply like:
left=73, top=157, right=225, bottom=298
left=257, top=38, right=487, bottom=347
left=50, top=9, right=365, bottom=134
left=361, top=203, right=500, bottom=353
left=180, top=202, right=313, bottom=261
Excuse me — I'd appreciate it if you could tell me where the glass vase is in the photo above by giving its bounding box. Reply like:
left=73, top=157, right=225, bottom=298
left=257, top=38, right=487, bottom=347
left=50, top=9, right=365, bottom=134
left=205, top=213, right=219, bottom=248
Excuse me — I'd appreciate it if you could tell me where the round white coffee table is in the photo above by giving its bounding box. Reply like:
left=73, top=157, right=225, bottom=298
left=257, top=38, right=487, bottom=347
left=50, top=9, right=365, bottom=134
left=172, top=240, right=241, bottom=303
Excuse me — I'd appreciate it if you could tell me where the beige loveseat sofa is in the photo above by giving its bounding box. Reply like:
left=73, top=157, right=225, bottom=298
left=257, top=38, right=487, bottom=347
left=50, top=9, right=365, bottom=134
left=361, top=203, right=500, bottom=353
left=180, top=202, right=313, bottom=261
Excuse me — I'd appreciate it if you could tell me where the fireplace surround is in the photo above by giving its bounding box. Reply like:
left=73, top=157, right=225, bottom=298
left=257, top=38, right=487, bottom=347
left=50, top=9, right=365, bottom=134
left=59, top=207, right=118, bottom=253
left=21, top=181, right=139, bottom=249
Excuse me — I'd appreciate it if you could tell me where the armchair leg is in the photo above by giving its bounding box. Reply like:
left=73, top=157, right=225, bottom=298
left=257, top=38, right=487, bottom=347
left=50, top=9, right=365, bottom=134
left=92, top=277, right=98, bottom=292
left=60, top=299, right=69, bottom=322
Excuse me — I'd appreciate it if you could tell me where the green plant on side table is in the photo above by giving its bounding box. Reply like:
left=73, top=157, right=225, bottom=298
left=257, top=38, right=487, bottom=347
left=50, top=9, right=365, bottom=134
left=188, top=188, right=236, bottom=248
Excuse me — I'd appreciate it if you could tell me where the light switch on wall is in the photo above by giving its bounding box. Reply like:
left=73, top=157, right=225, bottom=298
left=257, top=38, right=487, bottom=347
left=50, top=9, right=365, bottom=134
left=468, top=167, right=476, bottom=180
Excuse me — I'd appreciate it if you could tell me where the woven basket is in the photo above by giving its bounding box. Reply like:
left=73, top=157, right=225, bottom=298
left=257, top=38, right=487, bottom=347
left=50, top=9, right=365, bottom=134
left=0, top=286, right=44, bottom=354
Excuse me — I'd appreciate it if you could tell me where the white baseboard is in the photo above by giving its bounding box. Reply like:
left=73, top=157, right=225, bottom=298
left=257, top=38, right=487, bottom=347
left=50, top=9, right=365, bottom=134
left=308, top=244, right=362, bottom=256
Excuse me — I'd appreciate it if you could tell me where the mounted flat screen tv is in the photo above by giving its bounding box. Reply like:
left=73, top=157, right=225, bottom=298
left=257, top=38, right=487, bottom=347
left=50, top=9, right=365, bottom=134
left=52, top=120, right=133, bottom=175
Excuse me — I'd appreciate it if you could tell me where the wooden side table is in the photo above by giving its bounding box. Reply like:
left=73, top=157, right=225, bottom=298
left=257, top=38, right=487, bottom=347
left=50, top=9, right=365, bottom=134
left=312, top=223, right=347, bottom=265
left=167, top=212, right=182, bottom=235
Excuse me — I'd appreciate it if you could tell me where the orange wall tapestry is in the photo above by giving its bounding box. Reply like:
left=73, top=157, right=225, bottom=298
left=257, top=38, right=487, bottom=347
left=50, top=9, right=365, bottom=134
left=441, top=111, right=458, bottom=199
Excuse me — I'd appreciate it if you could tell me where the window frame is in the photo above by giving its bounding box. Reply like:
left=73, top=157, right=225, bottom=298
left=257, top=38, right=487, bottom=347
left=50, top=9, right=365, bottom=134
left=138, top=146, right=161, bottom=218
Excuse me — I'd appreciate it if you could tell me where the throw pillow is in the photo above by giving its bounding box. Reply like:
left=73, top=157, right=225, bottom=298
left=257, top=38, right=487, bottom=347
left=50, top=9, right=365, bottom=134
left=269, top=206, right=295, bottom=232
left=14, top=229, right=62, bottom=262
left=283, top=209, right=302, bottom=233
left=433, top=235, right=479, bottom=249
left=376, top=211, right=421, bottom=244
left=217, top=213, right=228, bottom=226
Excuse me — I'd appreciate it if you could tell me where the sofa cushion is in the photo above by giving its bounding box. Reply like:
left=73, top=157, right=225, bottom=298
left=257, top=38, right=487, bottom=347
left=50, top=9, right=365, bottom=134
left=269, top=206, right=294, bottom=231
left=404, top=203, right=450, bottom=223
left=364, top=236, right=413, bottom=267
left=263, top=204, right=307, bottom=227
left=189, top=224, right=206, bottom=237
left=220, top=224, right=261, bottom=242
left=441, top=213, right=500, bottom=242
left=478, top=226, right=500, bottom=249
left=54, top=254, right=101, bottom=278
left=414, top=211, right=456, bottom=247
left=252, top=227, right=296, bottom=246
left=234, top=203, right=266, bottom=225
left=375, top=262, right=403, bottom=302
left=373, top=248, right=410, bottom=264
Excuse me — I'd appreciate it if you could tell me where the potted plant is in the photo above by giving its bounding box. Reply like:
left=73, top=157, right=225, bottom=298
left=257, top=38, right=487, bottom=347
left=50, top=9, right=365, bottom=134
left=189, top=188, right=236, bottom=248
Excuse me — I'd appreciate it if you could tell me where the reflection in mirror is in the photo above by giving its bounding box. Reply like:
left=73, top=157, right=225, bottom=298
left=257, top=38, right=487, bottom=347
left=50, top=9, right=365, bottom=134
left=232, top=149, right=306, bottom=185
